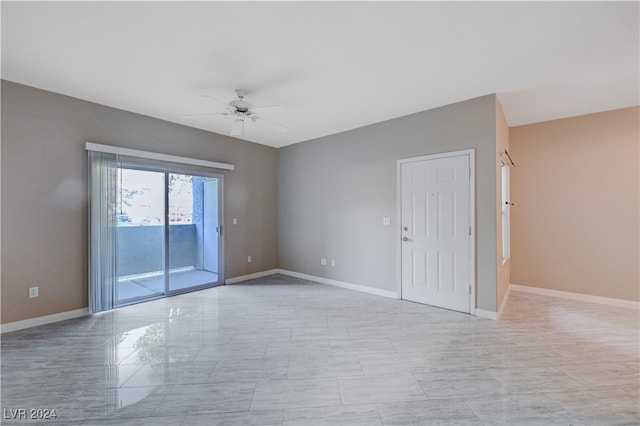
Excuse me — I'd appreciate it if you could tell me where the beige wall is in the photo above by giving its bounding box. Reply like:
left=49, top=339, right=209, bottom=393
left=1, top=81, right=279, bottom=324
left=495, top=99, right=510, bottom=310
left=510, top=107, right=639, bottom=302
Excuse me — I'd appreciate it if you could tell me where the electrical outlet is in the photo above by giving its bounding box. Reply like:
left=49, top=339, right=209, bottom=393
left=247, top=256, right=252, bottom=263
left=321, top=258, right=327, bottom=266
left=383, top=217, right=391, bottom=226
left=29, top=287, right=39, bottom=298
left=331, top=259, right=336, bottom=267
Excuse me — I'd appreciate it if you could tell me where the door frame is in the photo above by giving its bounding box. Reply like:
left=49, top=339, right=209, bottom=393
left=165, top=171, right=225, bottom=297
left=115, top=162, right=225, bottom=306
left=395, top=148, right=476, bottom=315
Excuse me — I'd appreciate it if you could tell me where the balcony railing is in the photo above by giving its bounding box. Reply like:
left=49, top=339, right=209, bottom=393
left=117, top=224, right=198, bottom=277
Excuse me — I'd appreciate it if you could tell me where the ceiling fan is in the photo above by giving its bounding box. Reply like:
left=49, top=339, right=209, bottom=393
left=185, top=89, right=287, bottom=136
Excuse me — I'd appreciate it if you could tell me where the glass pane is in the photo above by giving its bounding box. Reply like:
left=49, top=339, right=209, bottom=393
left=167, top=174, right=219, bottom=292
left=116, top=168, right=166, bottom=304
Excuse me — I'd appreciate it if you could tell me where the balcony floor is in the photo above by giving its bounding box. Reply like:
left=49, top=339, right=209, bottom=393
left=117, top=269, right=218, bottom=303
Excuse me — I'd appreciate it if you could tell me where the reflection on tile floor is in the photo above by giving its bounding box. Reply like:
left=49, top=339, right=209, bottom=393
left=1, top=274, right=638, bottom=425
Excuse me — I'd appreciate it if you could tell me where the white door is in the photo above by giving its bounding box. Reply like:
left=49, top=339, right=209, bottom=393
left=400, top=153, right=471, bottom=313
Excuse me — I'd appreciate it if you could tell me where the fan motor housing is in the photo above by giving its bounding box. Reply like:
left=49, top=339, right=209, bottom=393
left=230, top=99, right=252, bottom=114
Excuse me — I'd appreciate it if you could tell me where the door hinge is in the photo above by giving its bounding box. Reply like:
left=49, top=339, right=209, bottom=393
left=469, top=286, right=472, bottom=295
left=218, top=225, right=223, bottom=236
left=469, top=226, right=471, bottom=236
left=469, top=168, right=471, bottom=177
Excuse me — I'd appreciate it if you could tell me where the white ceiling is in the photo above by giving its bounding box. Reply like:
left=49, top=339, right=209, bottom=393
left=2, top=2, right=638, bottom=148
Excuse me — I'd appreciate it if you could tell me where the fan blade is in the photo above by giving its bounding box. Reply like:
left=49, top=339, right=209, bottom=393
left=200, top=94, right=230, bottom=107
left=230, top=119, right=244, bottom=136
left=258, top=116, right=288, bottom=133
left=252, top=104, right=284, bottom=112
left=183, top=112, right=226, bottom=118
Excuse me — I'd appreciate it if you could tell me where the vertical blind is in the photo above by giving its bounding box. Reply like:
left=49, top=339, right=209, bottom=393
left=88, top=151, right=120, bottom=312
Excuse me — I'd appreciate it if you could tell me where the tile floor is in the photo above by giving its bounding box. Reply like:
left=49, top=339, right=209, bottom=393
left=1, top=274, right=638, bottom=425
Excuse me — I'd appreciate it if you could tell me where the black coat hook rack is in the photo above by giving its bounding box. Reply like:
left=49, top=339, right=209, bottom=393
left=501, top=150, right=516, bottom=167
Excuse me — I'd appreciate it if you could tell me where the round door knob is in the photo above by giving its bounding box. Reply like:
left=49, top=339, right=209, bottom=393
left=402, top=237, right=408, bottom=241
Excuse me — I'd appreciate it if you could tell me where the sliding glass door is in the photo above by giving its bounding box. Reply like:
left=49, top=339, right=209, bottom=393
left=115, top=166, right=223, bottom=307
left=167, top=173, right=220, bottom=294
left=115, top=168, right=166, bottom=303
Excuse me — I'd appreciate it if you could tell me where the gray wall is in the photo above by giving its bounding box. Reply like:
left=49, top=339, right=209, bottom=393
left=278, top=95, right=498, bottom=312
left=1, top=80, right=278, bottom=323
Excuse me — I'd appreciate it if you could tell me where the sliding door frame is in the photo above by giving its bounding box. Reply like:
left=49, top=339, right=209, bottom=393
left=116, top=161, right=225, bottom=305
left=165, top=169, right=225, bottom=297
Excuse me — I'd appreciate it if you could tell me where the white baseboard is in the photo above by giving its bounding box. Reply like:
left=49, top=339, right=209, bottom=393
left=225, top=269, right=280, bottom=284
left=497, top=285, right=512, bottom=320
left=475, top=308, right=498, bottom=320
left=1, top=308, right=89, bottom=334
left=510, top=284, right=640, bottom=310
left=278, top=269, right=399, bottom=299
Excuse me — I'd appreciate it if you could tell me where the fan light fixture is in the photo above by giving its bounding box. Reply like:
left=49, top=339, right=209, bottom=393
left=184, top=89, right=288, bottom=137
